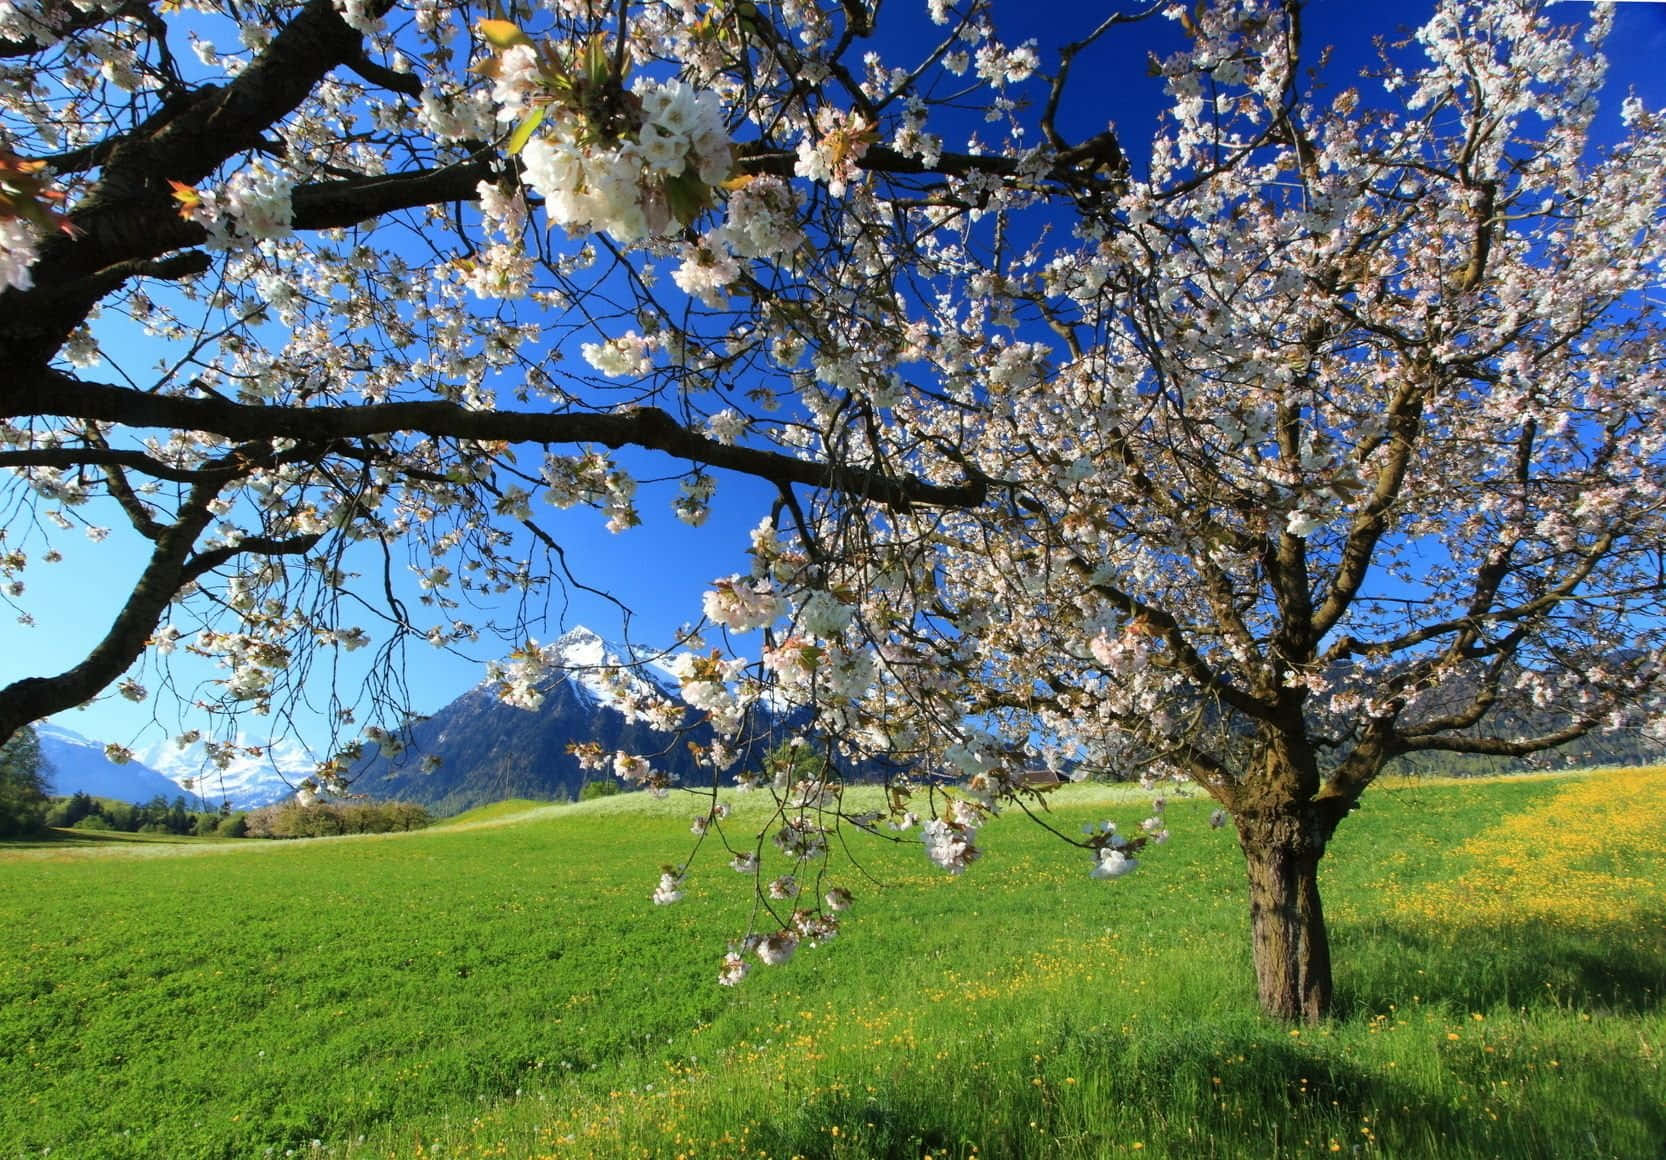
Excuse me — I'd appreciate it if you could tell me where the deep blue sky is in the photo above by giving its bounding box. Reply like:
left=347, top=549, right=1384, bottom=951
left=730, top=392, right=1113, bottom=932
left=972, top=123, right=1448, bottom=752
left=7, top=0, right=1663, bottom=755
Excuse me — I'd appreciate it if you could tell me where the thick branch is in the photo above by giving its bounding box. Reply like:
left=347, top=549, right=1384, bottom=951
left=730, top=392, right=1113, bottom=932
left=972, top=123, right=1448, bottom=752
left=0, top=480, right=223, bottom=741
left=8, top=375, right=987, bottom=511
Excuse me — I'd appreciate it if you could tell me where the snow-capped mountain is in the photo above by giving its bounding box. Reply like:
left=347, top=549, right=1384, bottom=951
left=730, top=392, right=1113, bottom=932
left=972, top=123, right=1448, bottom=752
left=483, top=625, right=682, bottom=708
left=356, top=626, right=759, bottom=815
left=137, top=735, right=315, bottom=810
left=36, top=723, right=188, bottom=803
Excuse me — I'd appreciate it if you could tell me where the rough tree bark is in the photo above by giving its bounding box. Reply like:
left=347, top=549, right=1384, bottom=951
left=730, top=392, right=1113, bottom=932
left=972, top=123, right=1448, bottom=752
left=1235, top=799, right=1341, bottom=1023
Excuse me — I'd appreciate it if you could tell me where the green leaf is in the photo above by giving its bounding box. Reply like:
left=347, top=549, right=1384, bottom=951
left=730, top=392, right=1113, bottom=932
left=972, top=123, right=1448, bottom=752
left=662, top=170, right=713, bottom=226
left=506, top=105, right=545, bottom=156
left=585, top=33, right=612, bottom=90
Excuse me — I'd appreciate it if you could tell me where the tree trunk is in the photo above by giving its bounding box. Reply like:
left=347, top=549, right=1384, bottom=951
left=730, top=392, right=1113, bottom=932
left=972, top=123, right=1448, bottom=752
left=1235, top=804, right=1335, bottom=1022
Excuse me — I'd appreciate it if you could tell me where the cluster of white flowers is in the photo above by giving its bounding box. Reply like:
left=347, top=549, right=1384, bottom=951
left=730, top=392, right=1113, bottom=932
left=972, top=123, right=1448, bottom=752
left=718, top=951, right=750, bottom=986
left=670, top=239, right=741, bottom=305
left=754, top=930, right=798, bottom=966
left=1091, top=847, right=1138, bottom=879
left=485, top=642, right=559, bottom=710
left=673, top=473, right=716, bottom=527
left=703, top=409, right=747, bottom=445
left=772, top=814, right=830, bottom=859
left=668, top=649, right=748, bottom=734
left=459, top=242, right=534, bottom=300
left=718, top=176, right=805, bottom=261
left=1083, top=818, right=1145, bottom=879
left=702, top=574, right=786, bottom=632
left=613, top=751, right=652, bottom=784
left=794, top=106, right=872, bottom=198
left=580, top=330, right=656, bottom=377
left=476, top=179, right=528, bottom=238
left=921, top=799, right=985, bottom=874
left=515, top=78, right=730, bottom=243
left=796, top=589, right=855, bottom=639
left=175, top=162, right=294, bottom=248
left=652, top=871, right=684, bottom=905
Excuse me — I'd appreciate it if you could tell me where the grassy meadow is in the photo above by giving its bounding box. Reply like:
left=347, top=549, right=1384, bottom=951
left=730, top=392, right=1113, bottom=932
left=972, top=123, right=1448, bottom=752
left=2, top=769, right=1663, bottom=1159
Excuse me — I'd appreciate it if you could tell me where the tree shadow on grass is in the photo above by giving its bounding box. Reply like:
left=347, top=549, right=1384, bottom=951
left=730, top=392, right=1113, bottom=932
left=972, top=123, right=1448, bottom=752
left=1101, top=1021, right=1663, bottom=1160
left=739, top=1015, right=1665, bottom=1160
left=0, top=827, right=209, bottom=853
left=1332, top=908, right=1666, bottom=1018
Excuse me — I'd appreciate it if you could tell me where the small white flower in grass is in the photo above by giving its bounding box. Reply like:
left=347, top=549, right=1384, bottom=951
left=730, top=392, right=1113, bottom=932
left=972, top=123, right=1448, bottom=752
left=755, top=931, right=798, bottom=966
left=1091, top=848, right=1138, bottom=879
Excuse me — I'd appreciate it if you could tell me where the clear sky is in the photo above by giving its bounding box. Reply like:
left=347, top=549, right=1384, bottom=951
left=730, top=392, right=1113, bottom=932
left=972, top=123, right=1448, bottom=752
left=6, top=0, right=1664, bottom=758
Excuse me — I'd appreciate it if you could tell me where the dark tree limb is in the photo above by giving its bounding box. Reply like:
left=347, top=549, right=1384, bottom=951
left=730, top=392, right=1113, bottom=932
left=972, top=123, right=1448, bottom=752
left=6, top=374, right=988, bottom=511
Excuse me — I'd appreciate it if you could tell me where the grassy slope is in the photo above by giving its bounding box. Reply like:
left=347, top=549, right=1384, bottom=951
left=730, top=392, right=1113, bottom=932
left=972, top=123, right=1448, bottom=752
left=1, top=771, right=1662, bottom=1160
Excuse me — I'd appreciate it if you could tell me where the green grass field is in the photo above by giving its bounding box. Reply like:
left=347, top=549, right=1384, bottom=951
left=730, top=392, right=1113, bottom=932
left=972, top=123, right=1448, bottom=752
left=2, top=770, right=1663, bottom=1160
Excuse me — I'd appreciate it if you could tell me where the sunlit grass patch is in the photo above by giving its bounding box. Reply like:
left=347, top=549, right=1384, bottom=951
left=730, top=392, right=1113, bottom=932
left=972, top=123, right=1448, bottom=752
left=1395, top=765, right=1666, bottom=930
left=1, top=769, right=1662, bottom=1159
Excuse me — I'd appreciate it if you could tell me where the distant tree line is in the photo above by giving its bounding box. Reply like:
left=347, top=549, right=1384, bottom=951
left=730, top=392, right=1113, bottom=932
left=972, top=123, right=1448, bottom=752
left=0, top=721, right=434, bottom=841
left=49, top=790, right=236, bottom=836
left=241, top=799, right=432, bottom=839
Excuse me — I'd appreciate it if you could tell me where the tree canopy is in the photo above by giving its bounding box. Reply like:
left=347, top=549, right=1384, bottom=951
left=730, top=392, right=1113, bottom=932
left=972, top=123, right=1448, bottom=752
left=1, top=0, right=1662, bottom=1018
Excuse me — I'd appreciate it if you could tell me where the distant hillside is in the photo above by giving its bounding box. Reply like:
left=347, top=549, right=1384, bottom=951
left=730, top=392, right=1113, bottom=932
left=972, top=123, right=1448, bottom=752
left=37, top=724, right=191, bottom=803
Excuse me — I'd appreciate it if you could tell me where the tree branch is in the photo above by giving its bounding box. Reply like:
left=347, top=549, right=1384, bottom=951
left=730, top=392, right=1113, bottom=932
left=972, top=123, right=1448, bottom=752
left=7, top=374, right=987, bottom=511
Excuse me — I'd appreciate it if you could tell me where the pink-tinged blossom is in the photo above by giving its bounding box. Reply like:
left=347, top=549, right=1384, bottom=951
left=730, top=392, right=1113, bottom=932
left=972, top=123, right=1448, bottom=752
left=703, top=575, right=785, bottom=631
left=718, top=952, right=750, bottom=986
left=755, top=930, right=798, bottom=966
left=0, top=216, right=38, bottom=291
left=921, top=816, right=981, bottom=874
left=794, top=107, right=873, bottom=197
